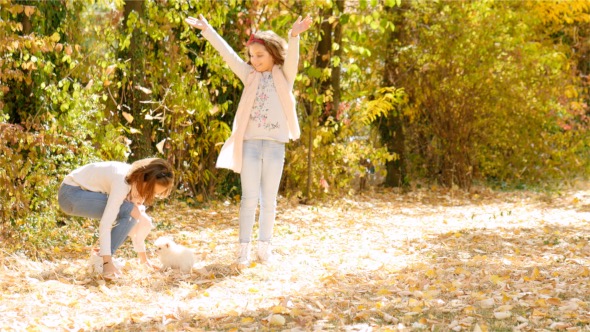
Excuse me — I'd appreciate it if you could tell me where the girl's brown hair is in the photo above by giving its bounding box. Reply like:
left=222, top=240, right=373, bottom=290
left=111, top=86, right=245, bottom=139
left=247, top=30, right=287, bottom=66
left=125, top=158, right=174, bottom=205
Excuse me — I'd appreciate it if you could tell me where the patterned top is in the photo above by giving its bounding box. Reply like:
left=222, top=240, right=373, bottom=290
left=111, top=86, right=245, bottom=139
left=244, top=71, right=289, bottom=142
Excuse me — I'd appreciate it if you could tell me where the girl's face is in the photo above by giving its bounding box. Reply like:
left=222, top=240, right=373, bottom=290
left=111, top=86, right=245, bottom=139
left=248, top=43, right=274, bottom=72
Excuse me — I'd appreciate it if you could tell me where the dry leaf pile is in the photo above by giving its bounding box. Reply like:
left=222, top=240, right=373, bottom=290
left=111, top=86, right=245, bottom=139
left=2, top=186, right=590, bottom=331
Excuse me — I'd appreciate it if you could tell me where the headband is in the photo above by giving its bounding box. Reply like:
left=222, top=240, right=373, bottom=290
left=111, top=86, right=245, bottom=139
left=246, top=34, right=265, bottom=46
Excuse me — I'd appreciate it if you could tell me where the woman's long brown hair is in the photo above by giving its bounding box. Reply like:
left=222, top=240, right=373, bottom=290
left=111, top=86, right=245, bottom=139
left=125, top=158, right=174, bottom=205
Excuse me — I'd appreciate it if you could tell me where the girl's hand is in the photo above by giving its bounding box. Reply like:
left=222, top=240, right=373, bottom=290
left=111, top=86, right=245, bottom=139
left=185, top=14, right=209, bottom=31
left=291, top=15, right=313, bottom=37
left=138, top=210, right=153, bottom=226
left=137, top=252, right=158, bottom=270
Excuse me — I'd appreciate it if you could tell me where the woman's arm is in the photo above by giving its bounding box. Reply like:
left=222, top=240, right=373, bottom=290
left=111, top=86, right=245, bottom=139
left=98, top=188, right=128, bottom=277
left=98, top=189, right=128, bottom=257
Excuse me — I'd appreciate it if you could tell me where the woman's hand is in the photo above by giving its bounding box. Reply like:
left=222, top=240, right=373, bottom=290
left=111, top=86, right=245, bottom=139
left=102, top=256, right=121, bottom=279
left=291, top=15, right=313, bottom=37
left=185, top=14, right=209, bottom=31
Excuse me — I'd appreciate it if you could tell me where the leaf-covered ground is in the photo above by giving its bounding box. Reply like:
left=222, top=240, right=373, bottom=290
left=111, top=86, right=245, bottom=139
left=2, top=186, right=590, bottom=331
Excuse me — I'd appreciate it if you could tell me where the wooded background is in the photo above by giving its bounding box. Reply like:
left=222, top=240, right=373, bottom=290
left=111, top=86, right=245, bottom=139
left=1, top=0, right=589, bottom=257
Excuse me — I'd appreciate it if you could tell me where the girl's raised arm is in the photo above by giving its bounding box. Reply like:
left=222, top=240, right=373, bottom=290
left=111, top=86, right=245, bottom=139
left=185, top=15, right=208, bottom=31
left=185, top=14, right=250, bottom=83
left=291, top=15, right=313, bottom=37
left=283, top=14, right=312, bottom=84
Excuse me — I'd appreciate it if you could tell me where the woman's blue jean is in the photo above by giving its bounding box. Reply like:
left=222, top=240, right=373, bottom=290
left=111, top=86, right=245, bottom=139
left=58, top=184, right=136, bottom=255
left=239, top=139, right=285, bottom=243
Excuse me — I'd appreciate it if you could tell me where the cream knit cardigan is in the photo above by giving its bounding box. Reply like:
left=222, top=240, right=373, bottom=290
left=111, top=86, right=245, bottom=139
left=201, top=26, right=301, bottom=173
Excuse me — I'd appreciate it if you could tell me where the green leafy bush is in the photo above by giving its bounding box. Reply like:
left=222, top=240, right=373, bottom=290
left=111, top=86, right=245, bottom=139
left=394, top=1, right=590, bottom=188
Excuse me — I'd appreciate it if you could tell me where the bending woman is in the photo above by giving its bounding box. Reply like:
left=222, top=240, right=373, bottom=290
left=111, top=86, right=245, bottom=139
left=58, top=158, right=174, bottom=278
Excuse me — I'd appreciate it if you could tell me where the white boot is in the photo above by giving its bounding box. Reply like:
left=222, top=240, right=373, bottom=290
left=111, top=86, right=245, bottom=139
left=257, top=241, right=272, bottom=263
left=236, top=242, right=251, bottom=266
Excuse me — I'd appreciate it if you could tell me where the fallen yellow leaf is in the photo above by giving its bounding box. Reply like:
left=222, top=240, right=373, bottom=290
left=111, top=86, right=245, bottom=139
left=489, top=274, right=503, bottom=285
left=535, top=298, right=548, bottom=307
left=425, top=269, right=437, bottom=278
left=272, top=305, right=290, bottom=314
left=377, top=288, right=392, bottom=295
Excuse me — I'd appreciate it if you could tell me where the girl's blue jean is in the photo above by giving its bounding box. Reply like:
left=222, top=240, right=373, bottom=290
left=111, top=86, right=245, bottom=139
left=58, top=184, right=136, bottom=255
left=239, top=139, right=285, bottom=243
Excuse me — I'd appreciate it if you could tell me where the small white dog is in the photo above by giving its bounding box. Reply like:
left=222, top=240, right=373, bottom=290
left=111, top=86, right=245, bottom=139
left=154, top=237, right=195, bottom=273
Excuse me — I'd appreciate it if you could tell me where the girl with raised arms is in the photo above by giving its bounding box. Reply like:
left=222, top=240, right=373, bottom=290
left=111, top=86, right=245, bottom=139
left=186, top=13, right=312, bottom=266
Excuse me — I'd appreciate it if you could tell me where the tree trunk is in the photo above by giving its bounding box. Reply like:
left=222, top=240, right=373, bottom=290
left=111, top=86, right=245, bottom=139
left=379, top=5, right=406, bottom=188
left=303, top=5, right=333, bottom=200
left=121, top=0, right=153, bottom=161
left=331, top=0, right=344, bottom=117
left=315, top=6, right=333, bottom=124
